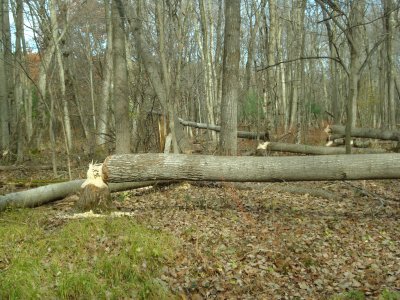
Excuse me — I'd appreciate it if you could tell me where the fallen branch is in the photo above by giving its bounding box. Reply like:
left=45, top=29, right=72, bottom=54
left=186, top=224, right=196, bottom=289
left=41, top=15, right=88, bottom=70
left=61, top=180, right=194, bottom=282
left=256, top=141, right=385, bottom=155
left=179, top=118, right=268, bottom=140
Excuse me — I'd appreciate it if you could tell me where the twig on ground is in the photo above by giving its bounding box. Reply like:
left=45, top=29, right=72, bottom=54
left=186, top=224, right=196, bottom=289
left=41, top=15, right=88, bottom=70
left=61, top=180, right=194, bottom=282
left=342, top=181, right=387, bottom=207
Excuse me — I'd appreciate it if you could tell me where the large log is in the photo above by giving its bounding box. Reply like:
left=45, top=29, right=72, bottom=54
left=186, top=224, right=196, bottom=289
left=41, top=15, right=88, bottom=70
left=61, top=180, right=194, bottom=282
left=179, top=118, right=268, bottom=140
left=0, top=179, right=172, bottom=211
left=102, top=153, right=400, bottom=183
left=257, top=141, right=385, bottom=155
left=326, top=125, right=400, bottom=141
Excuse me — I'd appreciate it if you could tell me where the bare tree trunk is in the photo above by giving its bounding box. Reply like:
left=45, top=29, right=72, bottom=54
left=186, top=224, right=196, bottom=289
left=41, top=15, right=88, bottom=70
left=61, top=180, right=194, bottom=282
left=13, top=0, right=27, bottom=163
left=112, top=0, right=131, bottom=154
left=219, top=0, right=241, bottom=156
left=319, top=2, right=340, bottom=123
left=264, top=0, right=275, bottom=123
left=383, top=0, right=396, bottom=129
left=132, top=0, right=190, bottom=153
left=49, top=0, right=73, bottom=151
left=214, top=0, right=223, bottom=122
left=155, top=1, right=180, bottom=153
left=277, top=25, right=288, bottom=131
left=97, top=0, right=113, bottom=147
left=0, top=0, right=12, bottom=151
left=244, top=1, right=260, bottom=93
left=198, top=0, right=217, bottom=141
left=345, top=0, right=365, bottom=153
left=86, top=24, right=96, bottom=131
left=0, top=0, right=10, bottom=152
left=49, top=92, right=58, bottom=176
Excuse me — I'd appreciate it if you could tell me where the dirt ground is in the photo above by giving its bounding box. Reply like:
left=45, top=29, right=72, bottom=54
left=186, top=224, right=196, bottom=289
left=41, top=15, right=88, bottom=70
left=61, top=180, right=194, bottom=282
left=1, top=165, right=399, bottom=299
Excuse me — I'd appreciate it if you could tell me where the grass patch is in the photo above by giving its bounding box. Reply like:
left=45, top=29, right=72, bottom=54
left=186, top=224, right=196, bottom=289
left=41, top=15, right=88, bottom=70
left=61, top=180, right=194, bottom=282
left=331, top=289, right=400, bottom=300
left=379, top=289, right=400, bottom=300
left=0, top=209, right=177, bottom=299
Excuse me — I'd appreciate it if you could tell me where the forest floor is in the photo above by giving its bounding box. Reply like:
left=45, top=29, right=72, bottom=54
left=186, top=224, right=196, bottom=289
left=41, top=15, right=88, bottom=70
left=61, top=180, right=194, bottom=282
left=1, top=154, right=400, bottom=299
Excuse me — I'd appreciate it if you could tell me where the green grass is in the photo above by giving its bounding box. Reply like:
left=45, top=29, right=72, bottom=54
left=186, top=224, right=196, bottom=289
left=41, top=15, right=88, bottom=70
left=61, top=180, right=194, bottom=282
left=331, top=289, right=400, bottom=300
left=0, top=209, right=177, bottom=299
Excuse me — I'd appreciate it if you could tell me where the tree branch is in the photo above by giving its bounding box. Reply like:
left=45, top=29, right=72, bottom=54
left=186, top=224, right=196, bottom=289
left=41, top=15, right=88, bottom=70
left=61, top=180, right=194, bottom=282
left=256, top=56, right=345, bottom=73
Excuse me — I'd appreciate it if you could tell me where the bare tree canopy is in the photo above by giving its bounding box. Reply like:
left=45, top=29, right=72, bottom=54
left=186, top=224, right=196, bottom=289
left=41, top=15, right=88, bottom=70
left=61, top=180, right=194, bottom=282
left=0, top=0, right=398, bottom=161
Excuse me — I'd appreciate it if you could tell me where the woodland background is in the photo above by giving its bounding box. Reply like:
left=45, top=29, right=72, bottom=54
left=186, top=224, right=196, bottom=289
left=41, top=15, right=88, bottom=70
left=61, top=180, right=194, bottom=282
left=1, top=1, right=400, bottom=298
left=0, top=0, right=399, bottom=166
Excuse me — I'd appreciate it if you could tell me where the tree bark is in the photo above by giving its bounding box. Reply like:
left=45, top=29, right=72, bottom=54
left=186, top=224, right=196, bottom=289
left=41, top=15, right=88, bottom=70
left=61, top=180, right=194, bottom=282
left=112, top=0, right=131, bottom=153
left=256, top=141, right=384, bottom=155
left=318, top=1, right=340, bottom=123
left=49, top=0, right=73, bottom=151
left=383, top=0, right=396, bottom=129
left=102, top=153, right=400, bottom=183
left=0, top=0, right=10, bottom=152
left=179, top=118, right=268, bottom=140
left=219, top=0, right=241, bottom=156
left=97, top=0, right=113, bottom=147
left=198, top=0, right=217, bottom=141
left=327, top=125, right=400, bottom=141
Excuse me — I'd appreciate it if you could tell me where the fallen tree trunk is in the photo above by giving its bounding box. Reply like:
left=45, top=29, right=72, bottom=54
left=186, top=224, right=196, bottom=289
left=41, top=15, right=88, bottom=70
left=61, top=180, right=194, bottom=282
left=325, top=138, right=371, bottom=148
left=326, top=125, right=400, bottom=141
left=179, top=118, right=268, bottom=140
left=256, top=141, right=385, bottom=155
left=0, top=179, right=173, bottom=212
left=0, top=165, right=66, bottom=171
left=102, top=153, right=400, bottom=183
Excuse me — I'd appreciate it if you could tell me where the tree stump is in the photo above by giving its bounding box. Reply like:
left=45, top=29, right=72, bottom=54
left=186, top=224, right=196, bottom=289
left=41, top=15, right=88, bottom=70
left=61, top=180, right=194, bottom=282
left=75, top=163, right=115, bottom=213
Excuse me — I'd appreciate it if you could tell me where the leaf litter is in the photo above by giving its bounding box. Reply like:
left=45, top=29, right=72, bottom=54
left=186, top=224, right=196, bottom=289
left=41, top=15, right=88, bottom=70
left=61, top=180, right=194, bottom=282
left=4, top=170, right=399, bottom=299
left=112, top=180, right=399, bottom=299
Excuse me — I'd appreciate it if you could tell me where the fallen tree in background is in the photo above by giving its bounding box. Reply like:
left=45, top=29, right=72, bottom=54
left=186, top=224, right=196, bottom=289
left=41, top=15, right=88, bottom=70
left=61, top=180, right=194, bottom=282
left=0, top=179, right=172, bottom=212
left=326, top=125, right=400, bottom=141
left=102, top=153, right=400, bottom=183
left=256, top=141, right=385, bottom=155
left=325, top=138, right=371, bottom=148
left=179, top=118, right=268, bottom=140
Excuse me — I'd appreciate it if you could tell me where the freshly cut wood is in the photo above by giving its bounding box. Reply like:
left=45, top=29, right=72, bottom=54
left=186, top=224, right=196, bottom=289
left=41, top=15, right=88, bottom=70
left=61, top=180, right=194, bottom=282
left=256, top=141, right=385, bottom=155
left=75, top=163, right=114, bottom=213
left=179, top=118, right=268, bottom=140
left=326, top=125, right=400, bottom=141
left=102, top=153, right=400, bottom=183
left=0, top=179, right=173, bottom=211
